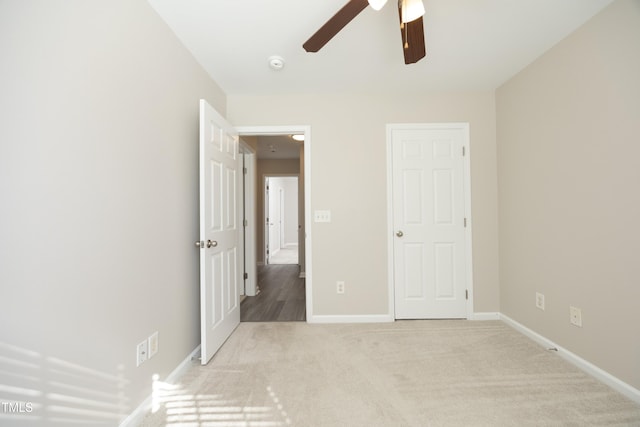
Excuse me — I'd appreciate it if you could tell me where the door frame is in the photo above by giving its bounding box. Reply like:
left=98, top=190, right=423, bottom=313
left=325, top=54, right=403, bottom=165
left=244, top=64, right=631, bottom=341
left=239, top=140, right=257, bottom=296
left=386, top=123, right=474, bottom=319
left=235, top=125, right=312, bottom=322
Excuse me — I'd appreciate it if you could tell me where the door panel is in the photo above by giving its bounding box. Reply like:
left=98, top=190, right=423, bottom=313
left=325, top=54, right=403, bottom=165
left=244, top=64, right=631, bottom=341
left=199, top=99, right=240, bottom=364
left=392, top=125, right=469, bottom=319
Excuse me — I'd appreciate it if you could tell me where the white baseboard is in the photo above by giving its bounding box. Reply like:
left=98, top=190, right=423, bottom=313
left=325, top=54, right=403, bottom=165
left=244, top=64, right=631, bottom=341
left=500, top=314, right=640, bottom=405
left=119, top=345, right=201, bottom=427
left=469, top=312, right=500, bottom=321
left=308, top=314, right=394, bottom=324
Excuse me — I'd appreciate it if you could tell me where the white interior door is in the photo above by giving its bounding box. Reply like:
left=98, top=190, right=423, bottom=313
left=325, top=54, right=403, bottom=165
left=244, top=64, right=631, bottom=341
left=390, top=124, right=470, bottom=319
left=198, top=99, right=241, bottom=364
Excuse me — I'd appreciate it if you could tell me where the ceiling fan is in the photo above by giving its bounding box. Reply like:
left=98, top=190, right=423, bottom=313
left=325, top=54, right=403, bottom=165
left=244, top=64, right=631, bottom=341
left=303, top=0, right=427, bottom=64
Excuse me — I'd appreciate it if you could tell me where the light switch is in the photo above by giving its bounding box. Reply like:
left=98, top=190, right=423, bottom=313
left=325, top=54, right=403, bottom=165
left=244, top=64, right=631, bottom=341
left=314, top=210, right=331, bottom=223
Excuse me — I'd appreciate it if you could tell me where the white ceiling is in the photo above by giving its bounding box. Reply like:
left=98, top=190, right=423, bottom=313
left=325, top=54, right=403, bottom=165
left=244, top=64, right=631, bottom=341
left=254, top=135, right=303, bottom=160
left=147, top=0, right=612, bottom=96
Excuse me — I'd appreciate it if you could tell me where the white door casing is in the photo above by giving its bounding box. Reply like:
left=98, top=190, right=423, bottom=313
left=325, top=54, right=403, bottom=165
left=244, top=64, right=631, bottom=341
left=199, top=99, right=241, bottom=364
left=240, top=147, right=257, bottom=297
left=235, top=125, right=312, bottom=319
left=388, top=123, right=472, bottom=319
left=267, top=178, right=281, bottom=258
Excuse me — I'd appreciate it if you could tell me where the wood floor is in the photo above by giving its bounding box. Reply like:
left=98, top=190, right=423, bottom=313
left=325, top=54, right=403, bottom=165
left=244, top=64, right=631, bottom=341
left=240, top=264, right=306, bottom=322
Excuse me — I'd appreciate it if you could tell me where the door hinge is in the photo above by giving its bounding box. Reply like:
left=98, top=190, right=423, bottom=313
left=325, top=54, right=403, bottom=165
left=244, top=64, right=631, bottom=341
left=464, top=218, right=467, bottom=228
left=243, top=219, right=248, bottom=227
left=244, top=272, right=248, bottom=280
left=462, top=146, right=466, bottom=156
left=243, top=167, right=247, bottom=174
left=465, top=289, right=469, bottom=300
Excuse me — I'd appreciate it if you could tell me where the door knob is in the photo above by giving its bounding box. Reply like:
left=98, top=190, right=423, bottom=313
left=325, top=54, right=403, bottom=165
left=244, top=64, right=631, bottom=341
left=396, top=231, right=404, bottom=237
left=206, top=239, right=218, bottom=248
left=195, top=240, right=204, bottom=248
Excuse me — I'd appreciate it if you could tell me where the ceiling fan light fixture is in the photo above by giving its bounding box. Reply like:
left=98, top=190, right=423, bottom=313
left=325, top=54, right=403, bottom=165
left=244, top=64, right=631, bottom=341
left=368, top=0, right=388, bottom=11
left=401, top=0, right=425, bottom=23
left=291, top=134, right=305, bottom=142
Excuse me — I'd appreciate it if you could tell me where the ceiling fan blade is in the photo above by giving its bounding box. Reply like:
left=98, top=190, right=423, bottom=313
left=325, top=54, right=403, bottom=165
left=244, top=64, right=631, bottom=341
left=303, top=0, right=370, bottom=52
left=398, top=6, right=426, bottom=64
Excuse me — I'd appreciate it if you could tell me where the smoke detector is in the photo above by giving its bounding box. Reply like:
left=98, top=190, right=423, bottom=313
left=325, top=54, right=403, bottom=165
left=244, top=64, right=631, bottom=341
left=268, top=56, right=285, bottom=71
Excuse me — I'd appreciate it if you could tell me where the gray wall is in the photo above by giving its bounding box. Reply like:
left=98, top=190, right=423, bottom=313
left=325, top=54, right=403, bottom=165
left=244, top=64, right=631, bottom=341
left=2, top=0, right=635, bottom=422
left=497, top=0, right=640, bottom=390
left=228, top=92, right=500, bottom=317
left=0, top=0, right=226, bottom=423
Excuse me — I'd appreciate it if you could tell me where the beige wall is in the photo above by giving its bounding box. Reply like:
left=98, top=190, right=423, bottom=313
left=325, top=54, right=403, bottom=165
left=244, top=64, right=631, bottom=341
left=228, top=92, right=500, bottom=316
left=256, top=159, right=301, bottom=264
left=496, top=0, right=640, bottom=390
left=0, top=0, right=226, bottom=421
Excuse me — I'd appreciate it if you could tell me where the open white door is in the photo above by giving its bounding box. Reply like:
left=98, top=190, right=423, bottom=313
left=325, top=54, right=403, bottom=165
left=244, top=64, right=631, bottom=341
left=198, top=99, right=241, bottom=364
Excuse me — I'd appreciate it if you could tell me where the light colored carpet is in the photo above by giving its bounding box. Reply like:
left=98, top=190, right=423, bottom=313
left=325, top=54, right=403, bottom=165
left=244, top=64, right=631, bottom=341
left=141, top=321, right=640, bottom=426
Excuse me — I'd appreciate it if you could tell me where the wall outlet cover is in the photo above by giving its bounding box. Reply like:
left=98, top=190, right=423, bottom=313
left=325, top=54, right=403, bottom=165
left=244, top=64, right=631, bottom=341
left=535, top=292, right=545, bottom=311
left=570, top=306, right=583, bottom=327
left=136, top=340, right=148, bottom=367
left=148, top=331, right=159, bottom=359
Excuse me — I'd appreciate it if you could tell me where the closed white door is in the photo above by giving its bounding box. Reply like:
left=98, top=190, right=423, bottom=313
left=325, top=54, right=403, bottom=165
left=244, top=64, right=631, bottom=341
left=390, top=124, right=470, bottom=319
left=198, top=99, right=241, bottom=364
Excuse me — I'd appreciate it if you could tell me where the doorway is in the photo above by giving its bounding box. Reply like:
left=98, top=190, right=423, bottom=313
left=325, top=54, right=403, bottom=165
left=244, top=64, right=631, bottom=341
left=237, top=127, right=310, bottom=322
left=265, top=176, right=299, bottom=265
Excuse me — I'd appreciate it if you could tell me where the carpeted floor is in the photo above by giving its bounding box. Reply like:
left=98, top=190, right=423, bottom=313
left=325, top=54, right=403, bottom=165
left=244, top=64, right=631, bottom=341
left=141, top=320, right=640, bottom=426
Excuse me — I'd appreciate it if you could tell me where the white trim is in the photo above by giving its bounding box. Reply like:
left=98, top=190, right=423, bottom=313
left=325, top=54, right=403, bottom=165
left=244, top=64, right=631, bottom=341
left=119, top=345, right=201, bottom=427
left=386, top=125, right=396, bottom=319
left=386, top=123, right=473, bottom=320
left=308, top=314, right=394, bottom=324
left=469, top=312, right=501, bottom=321
left=500, top=314, right=640, bottom=405
left=461, top=124, right=474, bottom=318
left=239, top=142, right=257, bottom=296
left=235, top=125, right=312, bottom=321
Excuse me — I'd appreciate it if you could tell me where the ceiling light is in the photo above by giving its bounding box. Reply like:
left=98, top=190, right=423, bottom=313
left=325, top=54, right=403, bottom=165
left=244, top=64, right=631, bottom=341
left=368, top=0, right=387, bottom=11
left=268, top=55, right=285, bottom=71
left=291, top=134, right=304, bottom=142
left=401, top=0, right=425, bottom=23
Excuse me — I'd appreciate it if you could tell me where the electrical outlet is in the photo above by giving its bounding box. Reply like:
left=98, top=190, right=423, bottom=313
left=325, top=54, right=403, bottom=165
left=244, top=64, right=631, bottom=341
left=148, top=331, right=159, bottom=359
left=535, top=292, right=545, bottom=311
left=336, top=281, right=345, bottom=294
left=136, top=340, right=148, bottom=367
left=570, top=306, right=582, bottom=327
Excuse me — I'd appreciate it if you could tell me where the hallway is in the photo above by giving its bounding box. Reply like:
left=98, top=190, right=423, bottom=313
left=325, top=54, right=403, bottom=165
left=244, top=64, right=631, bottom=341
left=268, top=245, right=298, bottom=265
left=240, top=264, right=306, bottom=322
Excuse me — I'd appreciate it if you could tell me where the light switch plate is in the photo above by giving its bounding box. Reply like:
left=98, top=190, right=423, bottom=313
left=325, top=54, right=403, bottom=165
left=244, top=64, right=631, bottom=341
left=314, top=210, right=331, bottom=223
